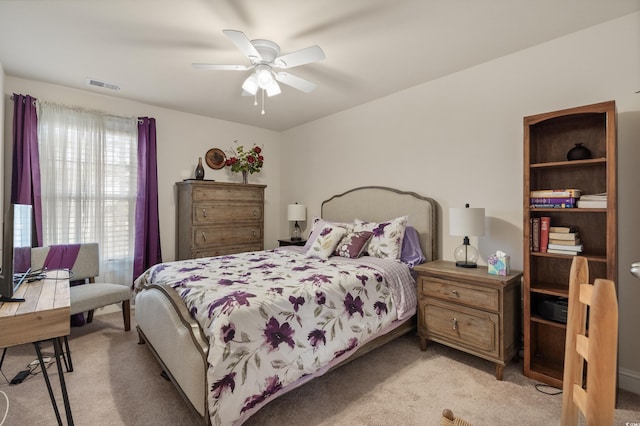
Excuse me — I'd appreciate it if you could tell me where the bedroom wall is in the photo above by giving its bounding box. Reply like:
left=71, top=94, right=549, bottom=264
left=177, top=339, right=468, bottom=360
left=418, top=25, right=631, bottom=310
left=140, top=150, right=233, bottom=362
left=280, top=12, right=640, bottom=393
left=1, top=77, right=283, bottom=262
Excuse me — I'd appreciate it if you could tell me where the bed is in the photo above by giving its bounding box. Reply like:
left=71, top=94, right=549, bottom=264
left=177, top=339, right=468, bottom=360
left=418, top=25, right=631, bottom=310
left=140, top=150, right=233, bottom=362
left=133, top=186, right=438, bottom=425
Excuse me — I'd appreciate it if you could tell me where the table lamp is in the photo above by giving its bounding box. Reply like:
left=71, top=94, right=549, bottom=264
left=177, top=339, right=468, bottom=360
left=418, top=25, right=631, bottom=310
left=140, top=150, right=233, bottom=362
left=287, top=203, right=306, bottom=241
left=449, top=203, right=485, bottom=268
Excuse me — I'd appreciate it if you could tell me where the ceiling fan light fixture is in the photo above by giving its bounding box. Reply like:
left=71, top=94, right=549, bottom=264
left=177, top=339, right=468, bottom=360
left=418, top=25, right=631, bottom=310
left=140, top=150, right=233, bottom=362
left=242, top=74, right=259, bottom=96
left=265, top=81, right=281, bottom=97
left=255, top=64, right=274, bottom=89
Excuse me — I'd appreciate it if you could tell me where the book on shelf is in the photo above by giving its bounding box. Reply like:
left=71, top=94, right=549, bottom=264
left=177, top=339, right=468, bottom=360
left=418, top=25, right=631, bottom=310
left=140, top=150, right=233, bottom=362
left=549, top=225, right=578, bottom=234
left=549, top=238, right=581, bottom=246
left=531, top=203, right=575, bottom=209
left=576, top=199, right=607, bottom=208
left=579, top=192, right=607, bottom=201
left=548, top=243, right=583, bottom=251
left=547, top=248, right=580, bottom=256
left=548, top=231, right=579, bottom=241
left=530, top=197, right=577, bottom=205
left=531, top=217, right=540, bottom=252
left=530, top=189, right=581, bottom=198
left=540, top=217, right=551, bottom=253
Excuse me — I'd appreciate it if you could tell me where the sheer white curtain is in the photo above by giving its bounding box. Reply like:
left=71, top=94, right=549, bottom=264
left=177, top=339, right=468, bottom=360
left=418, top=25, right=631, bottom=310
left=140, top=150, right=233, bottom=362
left=36, top=101, right=138, bottom=285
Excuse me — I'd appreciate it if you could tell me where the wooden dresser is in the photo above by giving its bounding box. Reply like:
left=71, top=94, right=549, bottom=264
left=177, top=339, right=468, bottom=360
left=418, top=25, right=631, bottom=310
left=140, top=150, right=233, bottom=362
left=414, top=260, right=522, bottom=380
left=176, top=181, right=266, bottom=260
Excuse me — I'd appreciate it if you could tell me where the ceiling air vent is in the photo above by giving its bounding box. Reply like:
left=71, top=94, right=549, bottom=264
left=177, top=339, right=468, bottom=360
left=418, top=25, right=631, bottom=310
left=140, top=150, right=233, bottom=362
left=86, top=78, right=120, bottom=91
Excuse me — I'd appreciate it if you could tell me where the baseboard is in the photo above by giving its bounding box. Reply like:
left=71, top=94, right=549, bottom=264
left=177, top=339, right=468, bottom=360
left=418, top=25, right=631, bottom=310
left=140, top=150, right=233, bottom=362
left=619, top=367, right=640, bottom=396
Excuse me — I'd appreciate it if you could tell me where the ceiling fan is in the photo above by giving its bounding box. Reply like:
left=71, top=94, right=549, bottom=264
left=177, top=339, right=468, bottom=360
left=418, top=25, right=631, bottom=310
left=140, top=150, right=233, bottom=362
left=193, top=30, right=325, bottom=113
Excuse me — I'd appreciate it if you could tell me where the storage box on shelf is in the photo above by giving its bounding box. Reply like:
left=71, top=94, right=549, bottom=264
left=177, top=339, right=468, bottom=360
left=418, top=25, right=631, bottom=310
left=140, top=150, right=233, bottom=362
left=522, top=100, right=617, bottom=388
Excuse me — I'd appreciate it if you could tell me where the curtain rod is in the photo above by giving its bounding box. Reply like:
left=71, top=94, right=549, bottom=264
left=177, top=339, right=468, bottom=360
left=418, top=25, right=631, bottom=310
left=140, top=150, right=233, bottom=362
left=11, top=94, right=146, bottom=123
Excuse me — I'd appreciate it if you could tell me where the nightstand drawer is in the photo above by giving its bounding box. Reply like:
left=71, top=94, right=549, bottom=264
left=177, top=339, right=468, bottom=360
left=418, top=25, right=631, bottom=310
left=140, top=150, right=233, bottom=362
left=420, top=298, right=499, bottom=358
left=420, top=277, right=499, bottom=312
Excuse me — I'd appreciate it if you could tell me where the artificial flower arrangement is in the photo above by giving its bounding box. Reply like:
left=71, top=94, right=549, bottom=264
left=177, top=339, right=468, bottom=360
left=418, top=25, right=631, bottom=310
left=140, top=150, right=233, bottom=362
left=225, top=141, right=264, bottom=174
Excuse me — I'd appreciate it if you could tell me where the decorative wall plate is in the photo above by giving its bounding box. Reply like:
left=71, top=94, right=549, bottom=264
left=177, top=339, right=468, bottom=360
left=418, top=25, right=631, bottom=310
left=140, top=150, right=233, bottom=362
left=205, top=148, right=226, bottom=169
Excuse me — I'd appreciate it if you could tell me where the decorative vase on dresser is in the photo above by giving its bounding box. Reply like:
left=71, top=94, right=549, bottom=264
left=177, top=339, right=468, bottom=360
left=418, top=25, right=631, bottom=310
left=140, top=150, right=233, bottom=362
left=195, top=157, right=205, bottom=180
left=176, top=181, right=266, bottom=260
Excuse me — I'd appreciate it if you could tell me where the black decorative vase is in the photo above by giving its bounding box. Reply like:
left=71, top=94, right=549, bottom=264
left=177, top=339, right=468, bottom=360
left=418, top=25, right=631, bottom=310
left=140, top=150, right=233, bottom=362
left=195, top=157, right=205, bottom=180
left=567, top=143, right=591, bottom=161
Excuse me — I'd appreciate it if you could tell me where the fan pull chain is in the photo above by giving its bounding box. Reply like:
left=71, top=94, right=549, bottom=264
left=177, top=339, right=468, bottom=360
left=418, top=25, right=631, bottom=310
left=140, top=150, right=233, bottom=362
left=253, top=92, right=258, bottom=107
left=261, top=89, right=266, bottom=115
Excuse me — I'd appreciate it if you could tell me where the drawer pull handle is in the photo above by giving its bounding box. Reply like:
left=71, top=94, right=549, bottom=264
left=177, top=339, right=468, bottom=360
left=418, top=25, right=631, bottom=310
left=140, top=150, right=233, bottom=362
left=202, top=208, right=207, bottom=218
left=201, top=232, right=207, bottom=241
left=452, top=318, right=458, bottom=331
left=451, top=289, right=458, bottom=296
left=252, top=230, right=257, bottom=238
left=252, top=208, right=258, bottom=217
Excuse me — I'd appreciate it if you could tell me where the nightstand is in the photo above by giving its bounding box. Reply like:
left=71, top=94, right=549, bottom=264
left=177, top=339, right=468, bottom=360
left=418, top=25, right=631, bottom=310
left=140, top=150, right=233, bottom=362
left=278, top=238, right=306, bottom=247
left=414, top=260, right=522, bottom=380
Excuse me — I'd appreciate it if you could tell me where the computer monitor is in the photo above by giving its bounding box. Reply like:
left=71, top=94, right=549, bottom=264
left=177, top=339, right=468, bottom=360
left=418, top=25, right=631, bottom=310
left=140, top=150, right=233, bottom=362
left=0, top=204, right=33, bottom=303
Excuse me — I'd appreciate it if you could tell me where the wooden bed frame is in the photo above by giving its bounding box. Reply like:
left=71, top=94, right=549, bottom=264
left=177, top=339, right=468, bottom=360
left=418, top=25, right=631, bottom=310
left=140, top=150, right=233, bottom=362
left=135, top=186, right=438, bottom=425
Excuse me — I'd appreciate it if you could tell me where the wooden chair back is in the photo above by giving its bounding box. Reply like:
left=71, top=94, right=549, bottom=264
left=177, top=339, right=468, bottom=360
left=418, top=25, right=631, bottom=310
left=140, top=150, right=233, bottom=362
left=561, top=256, right=618, bottom=425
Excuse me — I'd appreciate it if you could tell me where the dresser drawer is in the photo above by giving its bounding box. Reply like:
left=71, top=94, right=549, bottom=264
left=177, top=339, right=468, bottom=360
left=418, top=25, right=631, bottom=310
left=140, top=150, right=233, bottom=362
left=420, top=277, right=499, bottom=312
left=193, top=202, right=263, bottom=223
left=419, top=298, right=499, bottom=358
left=192, top=185, right=264, bottom=202
left=193, top=243, right=263, bottom=258
left=193, top=225, right=262, bottom=248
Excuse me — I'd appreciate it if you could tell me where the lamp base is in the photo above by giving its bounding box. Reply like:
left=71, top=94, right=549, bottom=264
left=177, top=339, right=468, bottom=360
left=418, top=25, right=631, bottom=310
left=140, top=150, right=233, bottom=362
left=291, top=221, right=302, bottom=241
left=455, top=261, right=478, bottom=268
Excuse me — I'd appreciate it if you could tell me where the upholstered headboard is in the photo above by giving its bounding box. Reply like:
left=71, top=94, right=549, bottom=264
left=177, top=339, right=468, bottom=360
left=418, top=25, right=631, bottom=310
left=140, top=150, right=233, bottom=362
left=321, top=186, right=438, bottom=262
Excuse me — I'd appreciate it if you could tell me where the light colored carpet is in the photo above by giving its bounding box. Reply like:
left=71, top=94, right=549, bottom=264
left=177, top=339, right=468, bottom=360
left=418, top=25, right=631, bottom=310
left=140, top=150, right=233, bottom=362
left=1, top=311, right=639, bottom=425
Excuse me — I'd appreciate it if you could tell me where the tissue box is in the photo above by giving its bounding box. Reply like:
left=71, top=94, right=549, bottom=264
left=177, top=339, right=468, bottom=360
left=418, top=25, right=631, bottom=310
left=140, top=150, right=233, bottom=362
left=488, top=254, right=510, bottom=276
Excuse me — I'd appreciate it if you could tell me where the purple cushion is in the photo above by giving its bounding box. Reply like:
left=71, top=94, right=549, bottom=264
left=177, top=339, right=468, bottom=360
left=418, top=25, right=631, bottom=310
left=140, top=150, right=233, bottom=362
left=400, top=226, right=426, bottom=267
left=334, top=231, right=373, bottom=258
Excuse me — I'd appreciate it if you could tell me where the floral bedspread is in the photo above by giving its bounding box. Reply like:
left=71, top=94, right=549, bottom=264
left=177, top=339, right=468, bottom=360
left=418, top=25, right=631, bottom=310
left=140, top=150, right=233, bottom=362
left=133, top=248, right=416, bottom=425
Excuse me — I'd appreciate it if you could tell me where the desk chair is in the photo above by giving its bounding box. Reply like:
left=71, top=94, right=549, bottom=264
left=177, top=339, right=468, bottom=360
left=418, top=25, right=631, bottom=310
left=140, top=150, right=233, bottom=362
left=561, top=256, right=618, bottom=426
left=31, top=243, right=131, bottom=332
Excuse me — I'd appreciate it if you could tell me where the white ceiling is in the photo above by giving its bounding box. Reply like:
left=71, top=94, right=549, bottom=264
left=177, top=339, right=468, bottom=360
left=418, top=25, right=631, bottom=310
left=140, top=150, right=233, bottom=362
left=1, top=1, right=639, bottom=131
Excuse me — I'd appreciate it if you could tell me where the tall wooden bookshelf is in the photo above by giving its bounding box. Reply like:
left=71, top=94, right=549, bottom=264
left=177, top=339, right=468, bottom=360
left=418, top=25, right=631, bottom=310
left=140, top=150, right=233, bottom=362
left=522, top=101, right=617, bottom=387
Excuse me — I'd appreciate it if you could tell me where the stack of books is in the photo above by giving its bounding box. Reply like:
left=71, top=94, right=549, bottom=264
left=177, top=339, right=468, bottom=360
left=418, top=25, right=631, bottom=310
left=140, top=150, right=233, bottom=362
left=576, top=192, right=607, bottom=208
left=530, top=189, right=581, bottom=208
left=547, top=226, right=582, bottom=255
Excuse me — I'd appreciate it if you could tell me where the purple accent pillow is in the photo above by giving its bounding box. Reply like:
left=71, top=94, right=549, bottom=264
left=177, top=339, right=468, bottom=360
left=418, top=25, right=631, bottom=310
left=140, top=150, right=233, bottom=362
left=400, top=226, right=426, bottom=267
left=334, top=231, right=373, bottom=259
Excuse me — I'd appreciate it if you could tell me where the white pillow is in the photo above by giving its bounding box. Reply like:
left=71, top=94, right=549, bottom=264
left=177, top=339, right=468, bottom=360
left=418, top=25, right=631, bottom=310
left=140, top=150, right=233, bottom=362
left=306, top=225, right=348, bottom=260
left=303, top=217, right=353, bottom=250
left=354, top=216, right=408, bottom=259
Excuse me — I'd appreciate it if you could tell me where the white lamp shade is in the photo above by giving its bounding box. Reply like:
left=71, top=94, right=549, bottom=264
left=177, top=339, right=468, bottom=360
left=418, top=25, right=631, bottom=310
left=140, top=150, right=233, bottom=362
left=242, top=74, right=259, bottom=96
left=287, top=204, right=306, bottom=221
left=450, top=206, right=485, bottom=237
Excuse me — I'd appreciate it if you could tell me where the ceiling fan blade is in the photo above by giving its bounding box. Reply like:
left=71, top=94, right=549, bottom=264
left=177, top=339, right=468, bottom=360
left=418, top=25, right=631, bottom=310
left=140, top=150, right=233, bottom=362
left=192, top=63, right=251, bottom=71
left=275, top=72, right=317, bottom=93
left=274, top=45, right=325, bottom=69
left=222, top=29, right=262, bottom=62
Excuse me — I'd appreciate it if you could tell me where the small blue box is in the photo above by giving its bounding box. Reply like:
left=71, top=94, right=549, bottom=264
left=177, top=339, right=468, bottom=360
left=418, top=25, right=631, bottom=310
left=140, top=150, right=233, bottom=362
left=488, top=254, right=510, bottom=276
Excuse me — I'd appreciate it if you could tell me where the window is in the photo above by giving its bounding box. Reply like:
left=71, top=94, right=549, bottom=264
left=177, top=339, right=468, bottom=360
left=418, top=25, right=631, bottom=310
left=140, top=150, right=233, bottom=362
left=36, top=102, right=138, bottom=285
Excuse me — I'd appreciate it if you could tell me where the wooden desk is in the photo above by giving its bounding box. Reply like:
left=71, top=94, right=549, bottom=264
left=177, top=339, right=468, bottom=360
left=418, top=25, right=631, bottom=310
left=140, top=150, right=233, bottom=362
left=0, top=270, right=74, bottom=425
